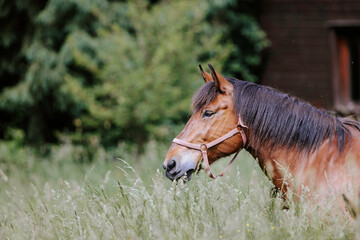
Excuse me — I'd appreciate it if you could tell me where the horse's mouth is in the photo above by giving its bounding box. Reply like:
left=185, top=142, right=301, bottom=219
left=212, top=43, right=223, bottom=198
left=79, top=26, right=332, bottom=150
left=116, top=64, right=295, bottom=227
left=183, top=169, right=195, bottom=181
left=165, top=168, right=195, bottom=181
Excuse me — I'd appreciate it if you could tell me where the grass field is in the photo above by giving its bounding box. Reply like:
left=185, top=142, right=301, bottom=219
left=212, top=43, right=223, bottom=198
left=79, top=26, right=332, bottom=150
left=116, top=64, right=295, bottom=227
left=0, top=140, right=359, bottom=239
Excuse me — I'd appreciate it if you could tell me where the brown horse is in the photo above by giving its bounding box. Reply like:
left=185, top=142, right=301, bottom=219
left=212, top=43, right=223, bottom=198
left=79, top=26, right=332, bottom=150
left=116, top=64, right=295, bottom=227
left=164, top=64, right=360, bottom=203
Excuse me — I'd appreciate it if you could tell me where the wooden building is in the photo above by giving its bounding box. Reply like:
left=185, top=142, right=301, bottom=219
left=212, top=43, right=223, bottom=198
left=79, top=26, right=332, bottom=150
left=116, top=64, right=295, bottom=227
left=259, top=0, right=360, bottom=114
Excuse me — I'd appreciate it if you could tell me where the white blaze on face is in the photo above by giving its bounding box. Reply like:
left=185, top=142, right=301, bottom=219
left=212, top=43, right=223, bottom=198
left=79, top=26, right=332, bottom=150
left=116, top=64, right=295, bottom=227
left=181, top=150, right=200, bottom=168
left=174, top=149, right=201, bottom=179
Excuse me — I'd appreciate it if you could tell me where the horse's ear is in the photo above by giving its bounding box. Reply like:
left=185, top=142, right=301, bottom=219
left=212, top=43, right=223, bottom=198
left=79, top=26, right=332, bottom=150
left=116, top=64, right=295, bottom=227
left=208, top=64, right=231, bottom=93
left=199, top=64, right=212, bottom=83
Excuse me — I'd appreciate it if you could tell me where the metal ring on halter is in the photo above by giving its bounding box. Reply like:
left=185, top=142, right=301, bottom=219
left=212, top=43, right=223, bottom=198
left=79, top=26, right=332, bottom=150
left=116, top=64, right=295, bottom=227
left=237, top=125, right=243, bottom=132
left=200, top=144, right=207, bottom=152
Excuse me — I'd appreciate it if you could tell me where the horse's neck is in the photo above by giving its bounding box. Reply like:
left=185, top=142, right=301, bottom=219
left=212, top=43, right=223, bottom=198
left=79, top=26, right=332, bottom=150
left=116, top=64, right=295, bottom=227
left=245, top=135, right=344, bottom=194
left=245, top=140, right=305, bottom=193
left=244, top=124, right=360, bottom=201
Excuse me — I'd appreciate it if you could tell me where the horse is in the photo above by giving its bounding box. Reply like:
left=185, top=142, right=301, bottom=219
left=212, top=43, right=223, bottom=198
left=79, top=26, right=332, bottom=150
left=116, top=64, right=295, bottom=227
left=163, top=64, right=360, bottom=206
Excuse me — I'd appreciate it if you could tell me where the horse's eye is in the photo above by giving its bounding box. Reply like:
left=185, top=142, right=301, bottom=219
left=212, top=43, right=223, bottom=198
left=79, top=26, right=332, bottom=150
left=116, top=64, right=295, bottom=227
left=202, top=110, right=215, bottom=118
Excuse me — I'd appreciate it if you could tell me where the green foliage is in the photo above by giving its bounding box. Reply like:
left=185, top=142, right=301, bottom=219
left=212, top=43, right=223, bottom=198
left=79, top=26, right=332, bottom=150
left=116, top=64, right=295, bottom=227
left=72, top=0, right=232, bottom=146
left=0, top=0, right=268, bottom=147
left=207, top=0, right=269, bottom=81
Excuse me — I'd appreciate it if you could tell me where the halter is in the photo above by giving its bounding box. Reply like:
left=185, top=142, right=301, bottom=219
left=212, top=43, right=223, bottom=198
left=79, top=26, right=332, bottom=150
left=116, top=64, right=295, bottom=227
left=172, top=117, right=247, bottom=179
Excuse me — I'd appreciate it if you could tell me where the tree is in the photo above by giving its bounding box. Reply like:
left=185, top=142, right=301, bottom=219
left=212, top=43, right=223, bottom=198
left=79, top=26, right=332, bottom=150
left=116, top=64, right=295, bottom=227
left=0, top=0, right=268, bottom=149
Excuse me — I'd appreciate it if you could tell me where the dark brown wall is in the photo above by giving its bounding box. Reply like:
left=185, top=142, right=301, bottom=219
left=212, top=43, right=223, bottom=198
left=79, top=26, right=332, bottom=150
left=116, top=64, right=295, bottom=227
left=259, top=0, right=360, bottom=108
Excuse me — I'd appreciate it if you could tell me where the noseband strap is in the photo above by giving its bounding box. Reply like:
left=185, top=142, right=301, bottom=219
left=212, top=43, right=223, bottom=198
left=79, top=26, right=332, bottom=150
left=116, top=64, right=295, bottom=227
left=173, top=118, right=247, bottom=179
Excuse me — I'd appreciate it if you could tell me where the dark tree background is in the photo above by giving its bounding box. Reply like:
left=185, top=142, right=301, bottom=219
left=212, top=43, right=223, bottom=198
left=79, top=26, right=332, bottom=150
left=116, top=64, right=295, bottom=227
left=0, top=0, right=268, bottom=150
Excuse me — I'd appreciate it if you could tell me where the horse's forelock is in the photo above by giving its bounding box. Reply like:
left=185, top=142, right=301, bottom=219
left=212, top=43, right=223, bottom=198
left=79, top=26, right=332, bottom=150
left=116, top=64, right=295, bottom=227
left=192, top=77, right=237, bottom=113
left=192, top=82, right=218, bottom=113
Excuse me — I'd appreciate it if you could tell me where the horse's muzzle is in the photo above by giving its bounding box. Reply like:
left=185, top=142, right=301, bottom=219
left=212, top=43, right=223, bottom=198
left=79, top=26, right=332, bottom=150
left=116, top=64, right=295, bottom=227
left=164, top=158, right=195, bottom=181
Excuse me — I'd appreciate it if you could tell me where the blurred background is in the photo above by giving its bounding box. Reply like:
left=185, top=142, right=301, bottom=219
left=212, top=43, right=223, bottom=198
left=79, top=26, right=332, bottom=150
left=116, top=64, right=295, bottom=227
left=0, top=0, right=359, bottom=182
left=0, top=0, right=268, bottom=150
left=1, top=2, right=360, bottom=237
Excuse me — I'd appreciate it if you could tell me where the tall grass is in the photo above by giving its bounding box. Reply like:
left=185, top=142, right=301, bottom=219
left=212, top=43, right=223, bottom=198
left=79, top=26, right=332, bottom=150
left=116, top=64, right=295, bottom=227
left=0, top=140, right=359, bottom=239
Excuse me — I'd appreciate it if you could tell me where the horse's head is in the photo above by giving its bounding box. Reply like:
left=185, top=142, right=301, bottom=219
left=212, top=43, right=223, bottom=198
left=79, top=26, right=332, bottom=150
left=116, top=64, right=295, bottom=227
left=163, top=64, right=245, bottom=181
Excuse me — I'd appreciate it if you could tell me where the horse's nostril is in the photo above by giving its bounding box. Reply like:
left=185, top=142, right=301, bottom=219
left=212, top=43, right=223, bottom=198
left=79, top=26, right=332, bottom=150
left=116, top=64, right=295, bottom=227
left=167, top=159, right=176, bottom=171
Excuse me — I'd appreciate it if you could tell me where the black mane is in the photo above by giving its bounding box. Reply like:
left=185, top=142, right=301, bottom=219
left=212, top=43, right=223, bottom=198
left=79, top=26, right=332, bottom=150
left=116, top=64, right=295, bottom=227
left=192, top=78, right=360, bottom=154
